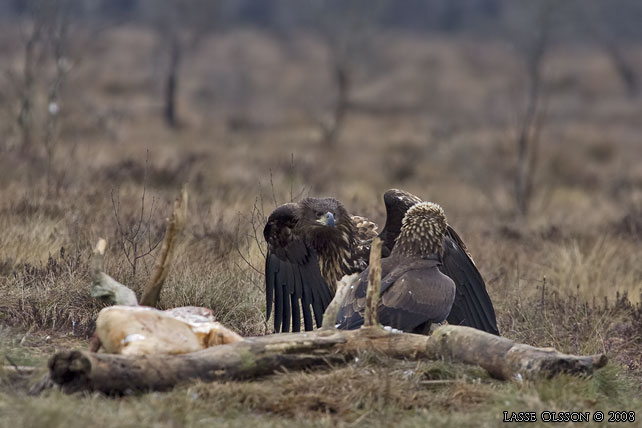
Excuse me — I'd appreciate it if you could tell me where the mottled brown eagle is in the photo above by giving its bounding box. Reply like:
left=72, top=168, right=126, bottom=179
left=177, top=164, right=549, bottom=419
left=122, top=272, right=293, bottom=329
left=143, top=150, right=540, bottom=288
left=336, top=202, right=455, bottom=333
left=263, top=189, right=498, bottom=335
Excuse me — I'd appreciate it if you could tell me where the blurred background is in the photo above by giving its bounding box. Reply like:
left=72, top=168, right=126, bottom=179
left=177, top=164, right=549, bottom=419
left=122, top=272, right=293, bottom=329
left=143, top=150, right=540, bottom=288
left=1, top=0, right=642, bottom=344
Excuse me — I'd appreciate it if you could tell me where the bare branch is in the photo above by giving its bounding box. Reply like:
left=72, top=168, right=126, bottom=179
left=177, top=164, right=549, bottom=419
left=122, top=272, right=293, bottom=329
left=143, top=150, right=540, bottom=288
left=364, top=237, right=383, bottom=327
left=269, top=170, right=278, bottom=209
left=139, top=188, right=189, bottom=307
left=513, top=1, right=555, bottom=217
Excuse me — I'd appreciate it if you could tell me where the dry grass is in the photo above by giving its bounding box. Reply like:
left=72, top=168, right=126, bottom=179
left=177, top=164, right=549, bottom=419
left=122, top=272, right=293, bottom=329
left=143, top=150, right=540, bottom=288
left=1, top=23, right=642, bottom=425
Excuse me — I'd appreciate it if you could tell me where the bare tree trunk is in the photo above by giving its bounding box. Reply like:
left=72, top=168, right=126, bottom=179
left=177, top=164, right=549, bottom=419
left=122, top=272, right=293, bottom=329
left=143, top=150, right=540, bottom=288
left=601, top=38, right=638, bottom=98
left=514, top=4, right=552, bottom=217
left=44, top=12, right=71, bottom=195
left=18, top=23, right=41, bottom=154
left=515, top=62, right=541, bottom=217
left=164, top=35, right=182, bottom=128
left=322, top=60, right=350, bottom=146
left=581, top=3, right=639, bottom=99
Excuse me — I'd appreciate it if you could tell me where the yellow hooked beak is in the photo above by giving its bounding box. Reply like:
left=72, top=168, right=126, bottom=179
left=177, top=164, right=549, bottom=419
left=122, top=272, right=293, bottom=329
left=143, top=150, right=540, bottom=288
left=316, top=212, right=336, bottom=227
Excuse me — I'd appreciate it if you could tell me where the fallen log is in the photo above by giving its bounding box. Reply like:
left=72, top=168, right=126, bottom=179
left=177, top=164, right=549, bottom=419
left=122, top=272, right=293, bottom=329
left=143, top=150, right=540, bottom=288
left=49, top=325, right=607, bottom=394
left=49, top=330, right=347, bottom=394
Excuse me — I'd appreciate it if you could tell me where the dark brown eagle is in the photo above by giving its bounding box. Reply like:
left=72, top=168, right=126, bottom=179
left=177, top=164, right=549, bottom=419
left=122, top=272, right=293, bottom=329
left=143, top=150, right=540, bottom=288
left=336, top=202, right=456, bottom=333
left=263, top=189, right=498, bottom=334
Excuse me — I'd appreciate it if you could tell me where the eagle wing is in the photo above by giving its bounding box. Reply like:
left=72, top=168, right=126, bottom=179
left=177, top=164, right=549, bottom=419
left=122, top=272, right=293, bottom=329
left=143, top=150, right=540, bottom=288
left=264, top=205, right=333, bottom=333
left=378, top=189, right=423, bottom=256
left=440, top=225, right=499, bottom=335
left=336, top=256, right=455, bottom=332
left=376, top=189, right=499, bottom=335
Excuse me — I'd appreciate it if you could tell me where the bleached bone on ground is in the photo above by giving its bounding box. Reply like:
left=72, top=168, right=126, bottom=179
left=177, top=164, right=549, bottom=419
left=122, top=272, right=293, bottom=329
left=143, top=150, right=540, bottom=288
left=48, top=236, right=607, bottom=394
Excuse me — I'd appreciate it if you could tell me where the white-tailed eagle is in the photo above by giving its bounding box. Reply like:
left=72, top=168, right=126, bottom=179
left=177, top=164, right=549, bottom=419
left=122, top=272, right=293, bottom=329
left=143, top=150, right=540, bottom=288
left=263, top=189, right=498, bottom=335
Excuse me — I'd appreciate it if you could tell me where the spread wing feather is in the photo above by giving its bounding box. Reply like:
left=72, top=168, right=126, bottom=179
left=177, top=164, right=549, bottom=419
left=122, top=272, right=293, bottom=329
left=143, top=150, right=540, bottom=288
left=440, top=226, right=499, bottom=335
left=264, top=204, right=333, bottom=333
left=265, top=243, right=330, bottom=332
left=298, top=265, right=314, bottom=331
left=379, top=189, right=423, bottom=256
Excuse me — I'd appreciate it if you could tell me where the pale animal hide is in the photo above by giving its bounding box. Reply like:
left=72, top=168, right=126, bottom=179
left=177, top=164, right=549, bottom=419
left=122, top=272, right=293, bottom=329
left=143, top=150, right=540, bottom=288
left=95, top=305, right=243, bottom=355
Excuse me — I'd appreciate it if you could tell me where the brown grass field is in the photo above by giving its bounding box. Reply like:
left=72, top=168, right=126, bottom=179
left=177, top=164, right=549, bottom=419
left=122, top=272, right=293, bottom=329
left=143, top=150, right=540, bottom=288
left=2, top=22, right=642, bottom=427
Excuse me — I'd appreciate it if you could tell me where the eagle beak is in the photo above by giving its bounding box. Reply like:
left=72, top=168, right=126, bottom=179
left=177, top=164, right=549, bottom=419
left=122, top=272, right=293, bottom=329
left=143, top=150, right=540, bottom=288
left=317, top=212, right=335, bottom=227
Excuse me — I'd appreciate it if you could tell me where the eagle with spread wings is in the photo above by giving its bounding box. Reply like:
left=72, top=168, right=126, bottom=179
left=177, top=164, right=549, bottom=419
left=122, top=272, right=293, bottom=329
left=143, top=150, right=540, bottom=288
left=263, top=189, right=498, bottom=335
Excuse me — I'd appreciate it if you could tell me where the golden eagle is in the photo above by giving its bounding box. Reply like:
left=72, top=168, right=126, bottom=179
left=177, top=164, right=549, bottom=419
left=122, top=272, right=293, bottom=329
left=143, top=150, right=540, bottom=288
left=263, top=189, right=498, bottom=334
left=336, top=202, right=455, bottom=333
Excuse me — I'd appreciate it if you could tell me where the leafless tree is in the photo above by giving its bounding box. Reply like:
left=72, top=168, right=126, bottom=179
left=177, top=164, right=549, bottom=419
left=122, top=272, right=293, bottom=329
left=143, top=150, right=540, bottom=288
left=110, top=167, right=164, bottom=279
left=42, top=1, right=74, bottom=191
left=311, top=0, right=387, bottom=146
left=6, top=0, right=78, bottom=193
left=580, top=0, right=642, bottom=98
left=510, top=1, right=557, bottom=217
left=14, top=1, right=46, bottom=154
left=143, top=0, right=222, bottom=128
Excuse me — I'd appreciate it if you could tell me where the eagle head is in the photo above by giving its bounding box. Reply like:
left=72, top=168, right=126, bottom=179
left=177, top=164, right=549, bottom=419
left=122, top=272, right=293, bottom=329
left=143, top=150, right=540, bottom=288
left=393, top=202, right=447, bottom=259
left=263, top=203, right=299, bottom=249
left=298, top=197, right=354, bottom=248
left=299, top=197, right=346, bottom=228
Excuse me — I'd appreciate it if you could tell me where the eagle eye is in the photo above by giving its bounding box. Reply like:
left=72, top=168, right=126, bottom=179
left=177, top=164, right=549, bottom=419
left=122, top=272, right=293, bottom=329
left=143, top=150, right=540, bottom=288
left=315, top=211, right=323, bottom=217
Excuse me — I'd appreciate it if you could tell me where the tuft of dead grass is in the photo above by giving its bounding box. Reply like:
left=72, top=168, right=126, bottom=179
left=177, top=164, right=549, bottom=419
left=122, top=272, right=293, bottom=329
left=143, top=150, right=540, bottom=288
left=0, top=250, right=102, bottom=336
left=538, top=237, right=642, bottom=304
